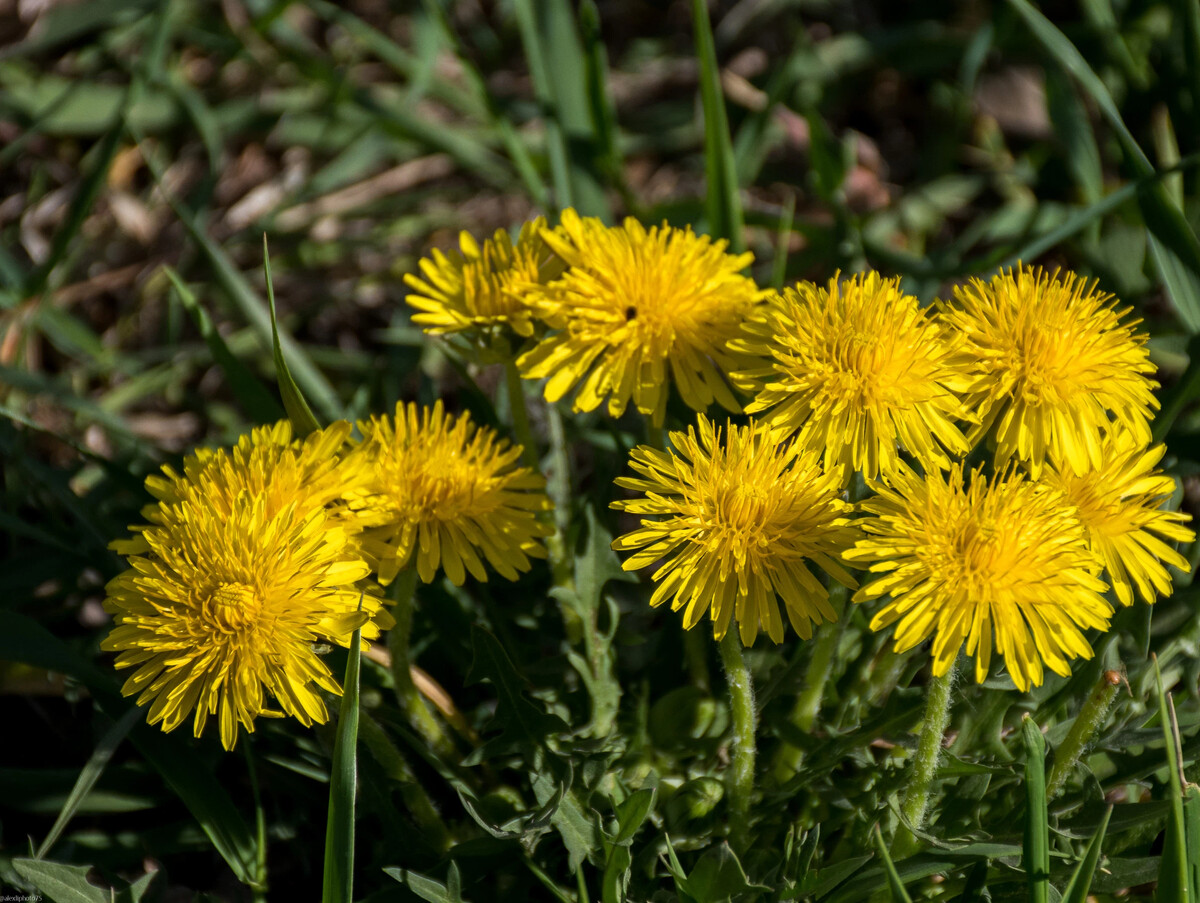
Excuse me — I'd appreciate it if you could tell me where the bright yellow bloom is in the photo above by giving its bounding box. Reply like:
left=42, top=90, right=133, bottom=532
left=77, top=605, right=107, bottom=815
left=944, top=266, right=1157, bottom=476
left=734, top=272, right=972, bottom=479
left=517, top=209, right=765, bottom=424
left=1044, top=428, right=1194, bottom=606
left=847, top=464, right=1112, bottom=692
left=103, top=421, right=384, bottom=750
left=404, top=218, right=562, bottom=337
left=611, top=417, right=859, bottom=645
left=348, top=400, right=553, bottom=586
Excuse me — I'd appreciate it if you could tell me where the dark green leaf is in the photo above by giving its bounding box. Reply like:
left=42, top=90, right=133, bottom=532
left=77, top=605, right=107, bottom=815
left=322, top=623, right=363, bottom=903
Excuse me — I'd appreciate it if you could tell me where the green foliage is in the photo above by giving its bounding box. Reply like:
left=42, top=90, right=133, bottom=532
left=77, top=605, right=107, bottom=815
left=3, top=0, right=1200, bottom=900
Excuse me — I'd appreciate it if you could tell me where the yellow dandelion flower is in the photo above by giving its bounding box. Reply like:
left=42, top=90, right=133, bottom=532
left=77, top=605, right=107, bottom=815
left=516, top=209, right=766, bottom=424
left=348, top=400, right=553, bottom=586
left=734, top=272, right=973, bottom=479
left=103, top=422, right=384, bottom=751
left=944, top=266, right=1157, bottom=476
left=846, top=464, right=1112, bottom=692
left=1043, top=428, right=1194, bottom=606
left=403, top=218, right=562, bottom=337
left=611, top=416, right=859, bottom=645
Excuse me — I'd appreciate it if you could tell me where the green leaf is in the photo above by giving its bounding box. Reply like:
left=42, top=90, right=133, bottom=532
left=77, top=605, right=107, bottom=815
left=531, top=763, right=601, bottom=872
left=1152, top=332, right=1200, bottom=442
left=36, top=706, right=142, bottom=859
left=263, top=237, right=322, bottom=436
left=1060, top=804, right=1111, bottom=903
left=1023, top=715, right=1050, bottom=903
left=682, top=843, right=771, bottom=903
left=463, top=626, right=570, bottom=762
left=12, top=860, right=110, bottom=903
left=164, top=265, right=283, bottom=425
left=385, top=863, right=468, bottom=903
left=613, top=788, right=655, bottom=845
left=872, top=826, right=913, bottom=903
left=322, top=622, right=363, bottom=903
left=692, top=0, right=743, bottom=250
left=0, top=612, right=257, bottom=882
left=601, top=845, right=633, bottom=903
left=0, top=0, right=156, bottom=61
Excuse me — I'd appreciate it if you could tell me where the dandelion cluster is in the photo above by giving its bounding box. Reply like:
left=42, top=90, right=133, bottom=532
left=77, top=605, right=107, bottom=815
left=106, top=210, right=1195, bottom=755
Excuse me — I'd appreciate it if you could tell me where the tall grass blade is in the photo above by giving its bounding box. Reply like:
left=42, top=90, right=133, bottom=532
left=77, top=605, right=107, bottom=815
left=164, top=266, right=283, bottom=424
left=35, top=706, right=142, bottom=859
left=872, top=825, right=913, bottom=902
left=1022, top=714, right=1049, bottom=903
left=1060, top=804, right=1111, bottom=903
left=1006, top=0, right=1200, bottom=332
left=1154, top=656, right=1193, bottom=902
left=322, top=621, right=364, bottom=903
left=263, top=238, right=322, bottom=436
left=692, top=0, right=744, bottom=250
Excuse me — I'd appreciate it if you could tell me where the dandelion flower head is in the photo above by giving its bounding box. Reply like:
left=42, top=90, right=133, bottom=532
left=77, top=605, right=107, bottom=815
left=103, top=421, right=384, bottom=750
left=517, top=209, right=765, bottom=424
left=944, top=266, right=1157, bottom=476
left=1043, top=427, right=1194, bottom=606
left=404, top=217, right=562, bottom=337
left=611, top=416, right=859, bottom=645
left=735, top=272, right=972, bottom=479
left=847, top=463, right=1112, bottom=691
left=348, top=400, right=553, bottom=586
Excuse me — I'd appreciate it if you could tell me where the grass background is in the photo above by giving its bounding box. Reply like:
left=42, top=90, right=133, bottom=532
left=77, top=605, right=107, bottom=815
left=1, top=0, right=1200, bottom=900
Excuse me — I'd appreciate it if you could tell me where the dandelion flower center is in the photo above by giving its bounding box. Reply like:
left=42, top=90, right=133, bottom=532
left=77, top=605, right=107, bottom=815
left=207, top=581, right=262, bottom=633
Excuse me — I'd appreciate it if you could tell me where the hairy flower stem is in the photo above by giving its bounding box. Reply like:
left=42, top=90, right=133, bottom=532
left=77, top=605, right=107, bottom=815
left=893, top=662, right=956, bottom=858
left=718, top=631, right=757, bottom=853
left=1046, top=670, right=1122, bottom=799
left=388, top=568, right=457, bottom=762
left=358, top=713, right=451, bottom=851
left=504, top=358, right=539, bottom=471
left=243, top=739, right=269, bottom=902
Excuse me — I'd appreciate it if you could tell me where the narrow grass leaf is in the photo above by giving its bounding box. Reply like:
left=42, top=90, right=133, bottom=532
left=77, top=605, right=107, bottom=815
left=1022, top=715, right=1049, bottom=903
left=322, top=622, right=363, bottom=903
left=692, top=0, right=744, bottom=250
left=263, top=238, right=322, bottom=436
left=1154, top=657, right=1192, bottom=902
left=1152, top=332, right=1200, bottom=442
left=872, top=825, right=913, bottom=902
left=164, top=266, right=283, bottom=424
left=36, top=706, right=142, bottom=859
left=580, top=0, right=621, bottom=185
left=1060, top=804, right=1112, bottom=903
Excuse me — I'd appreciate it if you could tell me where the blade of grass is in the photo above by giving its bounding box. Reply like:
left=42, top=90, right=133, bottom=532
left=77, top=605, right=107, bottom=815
left=1022, top=714, right=1049, bottom=903
left=693, top=0, right=744, bottom=250
left=1154, top=655, right=1193, bottom=902
left=1007, top=0, right=1200, bottom=332
left=580, top=0, right=621, bottom=187
left=771, top=195, right=796, bottom=290
left=35, top=706, right=142, bottom=859
left=164, top=266, right=283, bottom=424
left=1153, top=332, right=1200, bottom=442
left=1060, top=804, right=1111, bottom=903
left=872, top=825, right=913, bottom=902
left=322, top=620, right=363, bottom=903
left=263, top=237, right=322, bottom=436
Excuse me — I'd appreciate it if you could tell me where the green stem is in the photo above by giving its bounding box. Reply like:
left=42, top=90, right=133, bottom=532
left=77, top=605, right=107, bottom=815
left=546, top=401, right=572, bottom=585
left=718, top=630, right=757, bottom=853
left=893, top=662, right=956, bottom=857
left=791, top=583, right=850, bottom=733
left=358, top=713, right=451, bottom=851
left=388, top=568, right=457, bottom=762
left=1046, top=670, right=1122, bottom=799
left=243, top=739, right=268, bottom=902
left=505, top=358, right=539, bottom=470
